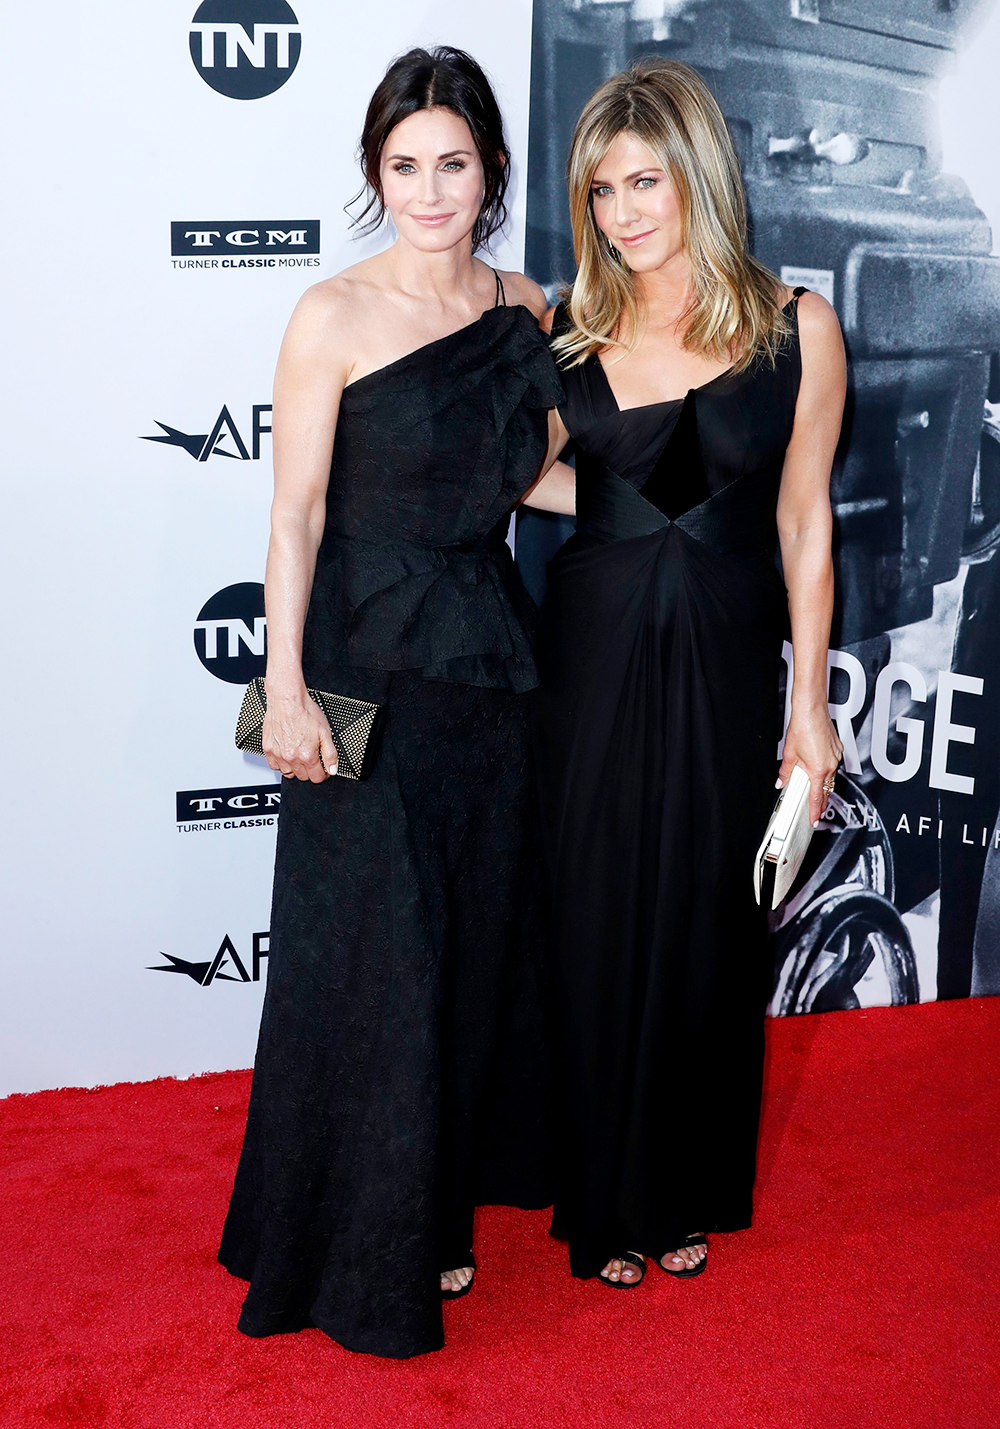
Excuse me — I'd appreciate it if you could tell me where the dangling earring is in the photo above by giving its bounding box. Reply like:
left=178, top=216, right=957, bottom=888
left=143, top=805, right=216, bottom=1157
left=607, top=238, right=620, bottom=263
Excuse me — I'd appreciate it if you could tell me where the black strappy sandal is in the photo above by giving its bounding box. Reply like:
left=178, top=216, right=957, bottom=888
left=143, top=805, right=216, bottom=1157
left=660, top=1234, right=708, bottom=1279
left=440, top=1254, right=476, bottom=1301
left=599, top=1251, right=646, bottom=1289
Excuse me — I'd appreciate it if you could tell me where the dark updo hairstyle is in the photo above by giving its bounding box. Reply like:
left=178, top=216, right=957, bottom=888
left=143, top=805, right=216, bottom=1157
left=351, top=46, right=510, bottom=252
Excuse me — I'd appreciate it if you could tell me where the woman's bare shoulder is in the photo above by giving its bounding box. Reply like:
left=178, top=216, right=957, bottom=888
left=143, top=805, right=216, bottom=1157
left=789, top=290, right=846, bottom=424
left=290, top=260, right=382, bottom=328
left=794, top=287, right=840, bottom=330
left=495, top=268, right=548, bottom=321
left=794, top=288, right=844, bottom=368
left=282, top=261, right=394, bottom=371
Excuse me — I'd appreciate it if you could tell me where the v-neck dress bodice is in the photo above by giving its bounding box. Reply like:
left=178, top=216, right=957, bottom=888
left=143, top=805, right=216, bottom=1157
left=535, top=297, right=804, bottom=1279
left=553, top=300, right=801, bottom=541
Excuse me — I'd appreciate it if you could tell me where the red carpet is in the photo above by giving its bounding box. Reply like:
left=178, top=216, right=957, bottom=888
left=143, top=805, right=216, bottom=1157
left=2, top=999, right=999, bottom=1429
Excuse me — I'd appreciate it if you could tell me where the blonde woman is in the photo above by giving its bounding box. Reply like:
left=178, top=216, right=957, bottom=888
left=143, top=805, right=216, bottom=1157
left=531, top=59, right=845, bottom=1287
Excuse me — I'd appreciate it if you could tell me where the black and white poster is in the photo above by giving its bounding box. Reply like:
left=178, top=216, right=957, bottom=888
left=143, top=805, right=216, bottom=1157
left=517, top=0, right=1000, bottom=1014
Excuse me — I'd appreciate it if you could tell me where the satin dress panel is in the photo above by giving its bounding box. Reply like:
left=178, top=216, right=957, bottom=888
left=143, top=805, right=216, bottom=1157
left=219, top=300, right=563, bottom=1358
left=535, top=297, right=803, bottom=1278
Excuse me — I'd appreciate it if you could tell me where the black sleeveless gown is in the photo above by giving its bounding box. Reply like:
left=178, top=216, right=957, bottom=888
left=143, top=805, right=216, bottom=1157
left=218, top=294, right=562, bottom=1358
left=535, top=295, right=804, bottom=1278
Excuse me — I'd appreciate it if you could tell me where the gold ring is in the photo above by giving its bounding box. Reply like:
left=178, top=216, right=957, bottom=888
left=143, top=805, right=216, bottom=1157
left=822, top=776, right=836, bottom=792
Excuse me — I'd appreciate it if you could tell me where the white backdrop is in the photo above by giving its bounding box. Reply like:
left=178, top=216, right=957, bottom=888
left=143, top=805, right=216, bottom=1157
left=1, top=1, right=533, bottom=1095
left=5, top=2, right=1000, bottom=1095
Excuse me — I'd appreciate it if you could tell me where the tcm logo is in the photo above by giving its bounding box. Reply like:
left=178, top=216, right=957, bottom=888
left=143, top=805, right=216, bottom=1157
left=189, top=2, right=301, bottom=100
left=171, top=221, right=319, bottom=256
left=177, top=783, right=281, bottom=823
left=148, top=932, right=269, bottom=986
left=141, top=403, right=271, bottom=462
left=194, top=583, right=266, bottom=683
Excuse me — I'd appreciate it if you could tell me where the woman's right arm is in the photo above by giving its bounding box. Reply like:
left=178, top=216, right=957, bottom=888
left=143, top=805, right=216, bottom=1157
left=262, top=284, right=352, bottom=782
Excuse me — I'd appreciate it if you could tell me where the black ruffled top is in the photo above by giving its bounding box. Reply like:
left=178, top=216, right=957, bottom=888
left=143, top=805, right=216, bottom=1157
left=302, top=303, right=562, bottom=694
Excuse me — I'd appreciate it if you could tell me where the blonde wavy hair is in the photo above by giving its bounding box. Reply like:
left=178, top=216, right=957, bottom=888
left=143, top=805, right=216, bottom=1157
left=553, top=57, right=789, bottom=371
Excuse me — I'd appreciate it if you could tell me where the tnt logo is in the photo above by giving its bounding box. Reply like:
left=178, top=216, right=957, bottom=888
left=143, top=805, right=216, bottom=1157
left=190, top=1, right=301, bottom=100
left=194, top=582, right=266, bottom=683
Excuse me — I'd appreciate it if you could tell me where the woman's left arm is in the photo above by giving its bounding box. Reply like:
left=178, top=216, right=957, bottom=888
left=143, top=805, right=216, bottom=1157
left=776, top=291, right=847, bottom=825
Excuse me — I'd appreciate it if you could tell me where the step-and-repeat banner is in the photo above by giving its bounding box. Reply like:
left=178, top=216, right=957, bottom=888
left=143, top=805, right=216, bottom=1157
left=2, top=1, right=533, bottom=1096
left=4, top=1, right=999, bottom=1095
left=517, top=0, right=1000, bottom=1017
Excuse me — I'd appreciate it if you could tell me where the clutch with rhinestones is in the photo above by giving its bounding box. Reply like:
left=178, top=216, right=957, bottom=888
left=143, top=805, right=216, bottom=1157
left=235, top=676, right=386, bottom=782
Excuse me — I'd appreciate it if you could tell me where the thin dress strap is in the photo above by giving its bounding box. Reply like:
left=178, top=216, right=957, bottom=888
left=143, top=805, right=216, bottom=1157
left=494, top=269, right=507, bottom=307
left=792, top=285, right=807, bottom=297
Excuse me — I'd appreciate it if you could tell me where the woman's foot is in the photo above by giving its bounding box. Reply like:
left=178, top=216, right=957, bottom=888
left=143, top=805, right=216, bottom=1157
left=440, top=1265, right=475, bottom=1297
left=660, top=1233, right=708, bottom=1276
left=600, top=1252, right=646, bottom=1286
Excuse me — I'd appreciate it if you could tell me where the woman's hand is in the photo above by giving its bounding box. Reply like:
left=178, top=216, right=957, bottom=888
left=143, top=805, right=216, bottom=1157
left=777, top=704, right=843, bottom=827
left=262, top=686, right=338, bottom=782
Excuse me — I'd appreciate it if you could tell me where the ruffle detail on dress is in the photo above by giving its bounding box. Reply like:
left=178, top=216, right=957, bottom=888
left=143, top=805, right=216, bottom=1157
left=304, top=302, right=561, bottom=692
left=335, top=307, right=563, bottom=534
left=340, top=527, right=538, bottom=693
left=338, top=305, right=563, bottom=418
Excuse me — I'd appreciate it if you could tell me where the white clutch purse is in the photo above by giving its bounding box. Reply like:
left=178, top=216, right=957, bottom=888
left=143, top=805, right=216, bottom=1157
left=753, top=764, right=814, bottom=909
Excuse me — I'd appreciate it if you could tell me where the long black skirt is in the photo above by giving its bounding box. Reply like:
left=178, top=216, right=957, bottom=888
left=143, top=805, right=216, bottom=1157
left=534, top=524, right=784, bottom=1279
left=219, top=671, right=551, bottom=1358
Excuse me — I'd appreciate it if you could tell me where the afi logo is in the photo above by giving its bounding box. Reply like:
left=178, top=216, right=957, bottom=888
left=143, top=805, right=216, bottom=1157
left=194, top=582, right=266, bottom=683
left=189, top=2, right=301, bottom=100
left=141, top=404, right=271, bottom=462
left=148, top=932, right=269, bottom=986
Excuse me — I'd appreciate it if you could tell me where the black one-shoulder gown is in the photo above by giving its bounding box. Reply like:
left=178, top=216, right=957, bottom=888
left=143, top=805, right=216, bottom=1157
left=219, top=297, right=562, bottom=1357
left=535, top=296, right=804, bottom=1278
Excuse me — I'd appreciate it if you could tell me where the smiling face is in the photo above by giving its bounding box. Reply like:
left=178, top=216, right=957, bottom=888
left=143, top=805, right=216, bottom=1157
left=589, top=130, right=686, bottom=276
left=379, top=107, right=487, bottom=253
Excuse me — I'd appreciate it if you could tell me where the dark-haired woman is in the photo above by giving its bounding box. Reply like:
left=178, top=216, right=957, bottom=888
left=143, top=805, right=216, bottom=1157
left=533, top=59, right=844, bottom=1286
left=218, top=47, right=569, bottom=1358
